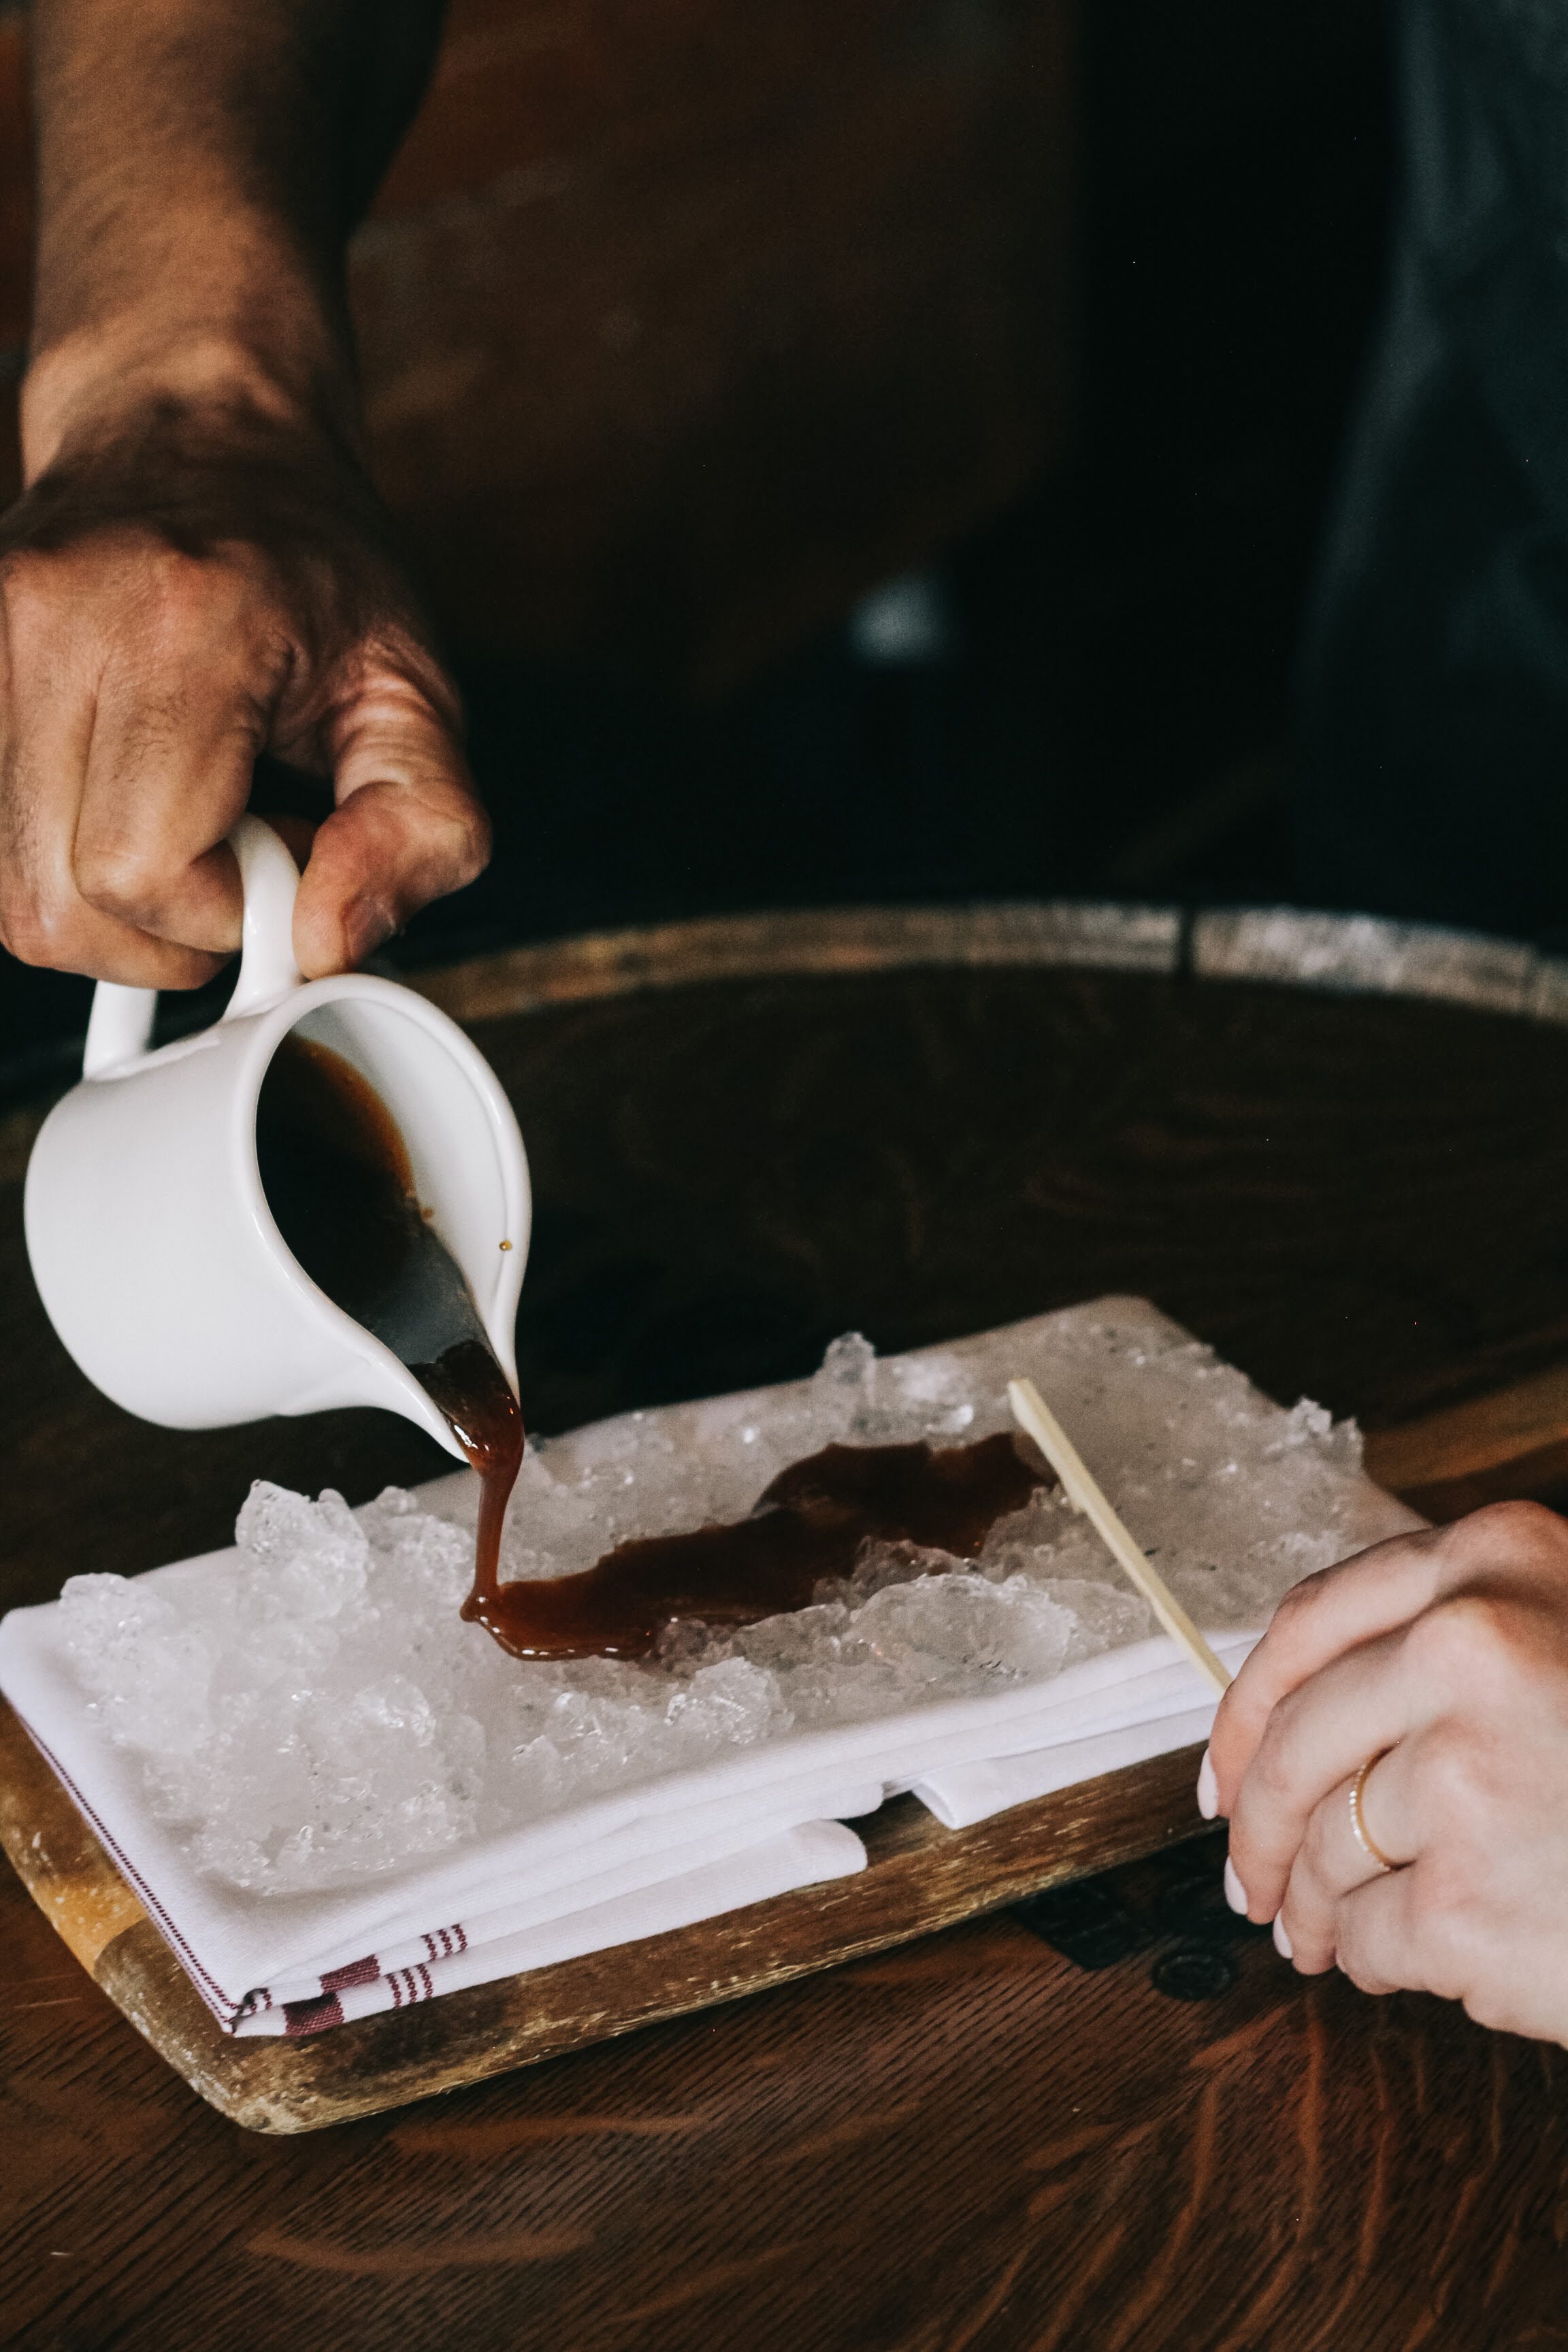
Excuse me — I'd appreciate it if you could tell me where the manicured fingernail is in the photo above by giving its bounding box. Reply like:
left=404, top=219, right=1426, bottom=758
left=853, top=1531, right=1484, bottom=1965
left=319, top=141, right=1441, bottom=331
left=1196, top=1748, right=1218, bottom=1819
left=1223, top=1855, right=1250, bottom=1915
left=1272, top=1912, right=1294, bottom=1959
left=345, top=897, right=394, bottom=967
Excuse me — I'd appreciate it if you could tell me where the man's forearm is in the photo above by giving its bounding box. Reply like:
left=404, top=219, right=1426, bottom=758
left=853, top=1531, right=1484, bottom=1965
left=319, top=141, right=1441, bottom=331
left=24, top=0, right=445, bottom=472
left=0, top=0, right=485, bottom=994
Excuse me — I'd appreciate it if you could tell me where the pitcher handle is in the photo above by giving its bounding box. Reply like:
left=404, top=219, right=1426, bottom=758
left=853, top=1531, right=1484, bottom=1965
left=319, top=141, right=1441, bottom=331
left=82, top=816, right=304, bottom=1079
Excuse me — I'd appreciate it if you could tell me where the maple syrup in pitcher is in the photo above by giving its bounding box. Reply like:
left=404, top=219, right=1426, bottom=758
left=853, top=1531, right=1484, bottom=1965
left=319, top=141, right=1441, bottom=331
left=255, top=1033, right=525, bottom=1618
left=256, top=1036, right=1052, bottom=1661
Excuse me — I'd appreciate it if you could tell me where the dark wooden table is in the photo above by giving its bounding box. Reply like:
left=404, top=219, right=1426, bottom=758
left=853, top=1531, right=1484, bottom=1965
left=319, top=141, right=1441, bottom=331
left=5, top=904, right=1568, bottom=2349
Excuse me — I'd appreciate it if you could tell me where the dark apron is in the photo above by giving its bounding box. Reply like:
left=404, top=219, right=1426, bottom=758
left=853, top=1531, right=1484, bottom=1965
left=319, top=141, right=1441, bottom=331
left=1296, top=0, right=1568, bottom=937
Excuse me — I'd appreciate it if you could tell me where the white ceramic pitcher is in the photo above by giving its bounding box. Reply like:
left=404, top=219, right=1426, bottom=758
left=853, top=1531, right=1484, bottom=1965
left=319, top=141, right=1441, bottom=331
left=24, top=816, right=529, bottom=1457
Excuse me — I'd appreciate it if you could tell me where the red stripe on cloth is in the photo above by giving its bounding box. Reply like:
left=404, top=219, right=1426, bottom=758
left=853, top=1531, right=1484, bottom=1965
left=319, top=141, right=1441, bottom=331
left=321, top=1954, right=382, bottom=1993
left=284, top=1993, right=346, bottom=2038
left=418, top=1963, right=434, bottom=2000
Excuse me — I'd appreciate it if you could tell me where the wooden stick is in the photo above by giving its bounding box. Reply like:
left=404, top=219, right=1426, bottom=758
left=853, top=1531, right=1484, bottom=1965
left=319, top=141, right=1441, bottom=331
left=1007, top=1377, right=1232, bottom=1695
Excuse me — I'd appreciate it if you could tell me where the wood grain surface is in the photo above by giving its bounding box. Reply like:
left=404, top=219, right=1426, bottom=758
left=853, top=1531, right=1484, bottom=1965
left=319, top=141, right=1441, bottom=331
left=8, top=921, right=1568, bottom=2342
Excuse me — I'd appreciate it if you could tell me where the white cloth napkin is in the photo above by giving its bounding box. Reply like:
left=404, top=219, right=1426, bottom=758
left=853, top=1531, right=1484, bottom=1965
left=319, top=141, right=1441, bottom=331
left=907, top=1631, right=1260, bottom=1825
left=0, top=1301, right=1420, bottom=2037
left=241, top=1821, right=867, bottom=2035
left=1, top=1610, right=1258, bottom=2034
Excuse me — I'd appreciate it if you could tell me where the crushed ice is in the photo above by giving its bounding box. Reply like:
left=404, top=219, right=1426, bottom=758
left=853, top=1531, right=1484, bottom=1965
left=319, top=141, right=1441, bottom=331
left=56, top=1313, right=1379, bottom=1896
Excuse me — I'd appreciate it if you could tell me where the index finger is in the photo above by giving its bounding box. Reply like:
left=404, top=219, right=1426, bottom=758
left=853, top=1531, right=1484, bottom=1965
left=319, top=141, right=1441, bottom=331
left=1207, top=1524, right=1450, bottom=1814
left=290, top=664, right=489, bottom=977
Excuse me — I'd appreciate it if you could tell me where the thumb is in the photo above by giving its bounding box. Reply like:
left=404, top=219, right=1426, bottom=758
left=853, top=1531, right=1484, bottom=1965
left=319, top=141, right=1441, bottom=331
left=291, top=668, right=491, bottom=977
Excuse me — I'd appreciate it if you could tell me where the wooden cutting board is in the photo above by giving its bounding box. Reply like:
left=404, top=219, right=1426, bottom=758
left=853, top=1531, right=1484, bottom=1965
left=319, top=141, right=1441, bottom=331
left=0, top=1378, right=1520, bottom=2135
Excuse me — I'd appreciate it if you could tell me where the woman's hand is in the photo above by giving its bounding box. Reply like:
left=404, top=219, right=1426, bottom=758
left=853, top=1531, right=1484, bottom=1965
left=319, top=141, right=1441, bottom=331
left=1204, top=1499, right=1568, bottom=2043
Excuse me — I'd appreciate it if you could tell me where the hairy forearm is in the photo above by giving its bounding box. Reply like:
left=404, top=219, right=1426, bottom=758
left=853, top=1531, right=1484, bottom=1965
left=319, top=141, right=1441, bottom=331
left=0, top=0, right=485, bottom=994
left=24, top=0, right=444, bottom=470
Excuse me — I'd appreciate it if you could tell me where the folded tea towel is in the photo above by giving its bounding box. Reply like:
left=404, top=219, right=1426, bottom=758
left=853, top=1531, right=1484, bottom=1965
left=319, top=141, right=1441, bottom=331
left=213, top=1619, right=1254, bottom=2032
left=913, top=1704, right=1219, bottom=1828
left=238, top=1820, right=867, bottom=2036
left=2, top=1612, right=1267, bottom=2034
left=906, top=1629, right=1260, bottom=1827
left=1, top=1634, right=886, bottom=2031
left=0, top=1300, right=1421, bottom=2036
left=227, top=1624, right=1256, bottom=2031
left=255, top=1790, right=887, bottom=2008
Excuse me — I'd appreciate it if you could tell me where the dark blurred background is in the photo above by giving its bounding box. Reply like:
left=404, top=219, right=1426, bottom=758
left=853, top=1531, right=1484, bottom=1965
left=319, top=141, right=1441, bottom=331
left=0, top=0, right=1394, bottom=1098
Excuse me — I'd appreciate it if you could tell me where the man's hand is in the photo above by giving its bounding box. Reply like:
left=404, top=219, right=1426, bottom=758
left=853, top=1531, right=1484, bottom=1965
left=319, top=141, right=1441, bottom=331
left=1205, top=1501, right=1568, bottom=2044
left=5, top=0, right=476, bottom=987
left=0, top=393, right=488, bottom=986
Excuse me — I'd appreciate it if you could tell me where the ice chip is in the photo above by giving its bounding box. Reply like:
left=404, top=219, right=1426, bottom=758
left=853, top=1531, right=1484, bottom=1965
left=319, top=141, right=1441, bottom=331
left=235, top=1482, right=370, bottom=1622
left=1039, top=1578, right=1152, bottom=1659
left=733, top=1601, right=851, bottom=1671
left=60, top=1573, right=180, bottom=1680
left=357, top=1484, right=423, bottom=1531
left=817, top=1331, right=876, bottom=1390
left=366, top=1505, right=472, bottom=1606
left=667, top=1657, right=791, bottom=1746
left=237, top=1480, right=323, bottom=1563
left=343, top=1676, right=437, bottom=1748
left=852, top=1573, right=1075, bottom=1678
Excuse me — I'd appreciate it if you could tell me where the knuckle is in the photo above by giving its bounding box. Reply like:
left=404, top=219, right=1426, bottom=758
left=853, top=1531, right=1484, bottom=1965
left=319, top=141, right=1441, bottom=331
left=1405, top=1590, right=1520, bottom=1686
left=401, top=787, right=489, bottom=892
left=1264, top=1578, right=1321, bottom=1647
left=1261, top=1550, right=1386, bottom=1661
left=1414, top=1731, right=1497, bottom=1842
left=1301, top=1801, right=1338, bottom=1879
left=1337, top=1946, right=1389, bottom=1997
left=1460, top=1977, right=1529, bottom=2036
left=0, top=883, right=74, bottom=969
left=0, top=544, right=36, bottom=595
left=1459, top=1983, right=1507, bottom=2033
left=1474, top=1497, right=1561, bottom=1543
left=133, top=549, right=218, bottom=642
left=448, top=798, right=491, bottom=881
left=74, top=836, right=170, bottom=924
left=0, top=906, right=50, bottom=966
left=1241, top=1740, right=1297, bottom=1825
left=1450, top=1498, right=1568, bottom=1565
left=0, top=544, right=67, bottom=627
left=1253, top=1680, right=1320, bottom=1797
left=1241, top=1729, right=1295, bottom=1818
left=1405, top=1874, right=1475, bottom=2000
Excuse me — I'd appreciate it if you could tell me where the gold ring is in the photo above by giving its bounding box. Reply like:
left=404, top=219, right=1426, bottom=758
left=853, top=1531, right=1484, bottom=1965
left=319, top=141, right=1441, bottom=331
left=1349, top=1753, right=1396, bottom=1873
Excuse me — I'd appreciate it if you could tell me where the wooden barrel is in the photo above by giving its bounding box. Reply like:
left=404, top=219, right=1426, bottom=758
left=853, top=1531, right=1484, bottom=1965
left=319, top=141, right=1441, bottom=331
left=6, top=899, right=1568, bottom=2347
left=6, top=894, right=1568, bottom=1595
